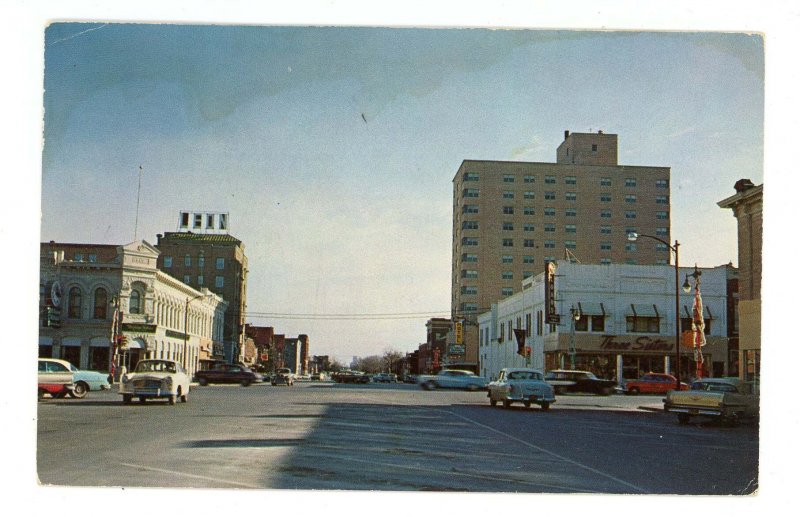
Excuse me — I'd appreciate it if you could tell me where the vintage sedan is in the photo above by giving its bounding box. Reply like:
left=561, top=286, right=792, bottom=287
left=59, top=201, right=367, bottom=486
left=38, top=358, right=75, bottom=399
left=418, top=369, right=488, bottom=391
left=623, top=372, right=688, bottom=395
left=488, top=368, right=556, bottom=410
left=544, top=369, right=618, bottom=395
left=119, top=359, right=191, bottom=405
left=271, top=367, right=296, bottom=386
left=664, top=377, right=759, bottom=426
left=64, top=362, right=111, bottom=398
left=194, top=363, right=263, bottom=386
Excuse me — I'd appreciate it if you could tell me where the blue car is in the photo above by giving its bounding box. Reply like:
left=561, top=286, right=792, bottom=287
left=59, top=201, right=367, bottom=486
left=66, top=362, right=111, bottom=398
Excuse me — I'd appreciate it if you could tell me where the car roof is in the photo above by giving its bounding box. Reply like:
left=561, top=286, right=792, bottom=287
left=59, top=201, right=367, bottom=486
left=547, top=369, right=592, bottom=374
left=503, top=368, right=544, bottom=374
left=39, top=357, right=72, bottom=366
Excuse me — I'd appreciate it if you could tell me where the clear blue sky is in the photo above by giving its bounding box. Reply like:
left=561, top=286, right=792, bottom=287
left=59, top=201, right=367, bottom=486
left=40, top=24, right=763, bottom=362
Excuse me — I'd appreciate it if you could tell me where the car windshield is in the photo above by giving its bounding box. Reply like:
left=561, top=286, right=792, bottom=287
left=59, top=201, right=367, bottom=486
left=136, top=360, right=176, bottom=373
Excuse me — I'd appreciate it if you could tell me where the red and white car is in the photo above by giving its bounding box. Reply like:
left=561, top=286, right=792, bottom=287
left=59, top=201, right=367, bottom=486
left=38, top=358, right=75, bottom=399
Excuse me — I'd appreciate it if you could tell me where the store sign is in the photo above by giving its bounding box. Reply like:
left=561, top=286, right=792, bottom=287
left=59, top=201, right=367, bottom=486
left=164, top=329, right=187, bottom=339
left=448, top=344, right=465, bottom=355
left=122, top=323, right=157, bottom=334
left=599, top=335, right=673, bottom=352
left=544, top=261, right=560, bottom=324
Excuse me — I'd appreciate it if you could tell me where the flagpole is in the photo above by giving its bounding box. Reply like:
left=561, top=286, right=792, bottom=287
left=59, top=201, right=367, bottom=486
left=134, top=165, right=143, bottom=241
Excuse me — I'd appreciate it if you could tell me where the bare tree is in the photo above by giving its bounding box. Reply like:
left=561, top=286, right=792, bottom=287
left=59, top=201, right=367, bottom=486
left=382, top=348, right=404, bottom=373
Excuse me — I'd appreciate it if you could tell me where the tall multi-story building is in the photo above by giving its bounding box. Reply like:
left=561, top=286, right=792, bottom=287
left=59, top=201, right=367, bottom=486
left=718, top=179, right=762, bottom=386
left=452, top=131, right=671, bottom=367
left=156, top=211, right=248, bottom=363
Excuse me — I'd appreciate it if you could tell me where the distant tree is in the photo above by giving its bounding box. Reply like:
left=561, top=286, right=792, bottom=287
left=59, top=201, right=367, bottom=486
left=329, top=358, right=345, bottom=372
left=382, top=348, right=404, bottom=373
left=353, top=355, right=383, bottom=373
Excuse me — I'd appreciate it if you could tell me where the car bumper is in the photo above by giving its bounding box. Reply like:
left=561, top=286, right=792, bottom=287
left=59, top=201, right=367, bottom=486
left=664, top=405, right=725, bottom=417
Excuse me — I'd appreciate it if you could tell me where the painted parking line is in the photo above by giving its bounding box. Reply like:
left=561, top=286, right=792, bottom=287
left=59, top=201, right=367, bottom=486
left=119, top=463, right=263, bottom=488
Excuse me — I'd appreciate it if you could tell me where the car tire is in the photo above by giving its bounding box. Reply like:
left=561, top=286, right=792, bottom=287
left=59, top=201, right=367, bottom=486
left=541, top=402, right=551, bottom=411
left=168, top=395, right=176, bottom=405
left=489, top=398, right=497, bottom=407
left=138, top=396, right=146, bottom=403
left=123, top=394, right=132, bottom=404
left=198, top=378, right=209, bottom=386
left=554, top=386, right=565, bottom=395
left=523, top=401, right=532, bottom=408
left=677, top=413, right=690, bottom=425
left=601, top=387, right=613, bottom=396
left=271, top=382, right=276, bottom=386
left=241, top=379, right=251, bottom=387
left=72, top=381, right=89, bottom=399
left=38, top=388, right=47, bottom=400
left=178, top=387, right=188, bottom=403
left=628, top=387, right=640, bottom=395
left=422, top=381, right=436, bottom=391
left=502, top=400, right=511, bottom=409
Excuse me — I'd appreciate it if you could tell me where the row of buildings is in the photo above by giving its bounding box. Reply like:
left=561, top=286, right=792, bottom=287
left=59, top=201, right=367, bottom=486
left=401, top=131, right=761, bottom=386
left=39, top=212, right=311, bottom=378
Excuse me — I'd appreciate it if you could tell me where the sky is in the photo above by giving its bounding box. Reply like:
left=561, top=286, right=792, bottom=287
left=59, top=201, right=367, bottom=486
left=6, top=1, right=799, bottom=514
left=38, top=24, right=764, bottom=363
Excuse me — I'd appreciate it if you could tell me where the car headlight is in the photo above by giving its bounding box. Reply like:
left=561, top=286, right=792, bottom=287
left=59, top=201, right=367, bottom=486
left=163, top=377, right=173, bottom=387
left=121, top=374, right=129, bottom=384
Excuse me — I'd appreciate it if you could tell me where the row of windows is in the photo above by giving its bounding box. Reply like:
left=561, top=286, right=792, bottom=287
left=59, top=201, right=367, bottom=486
left=464, top=174, right=669, bottom=189
left=463, top=237, right=669, bottom=249
left=462, top=190, right=668, bottom=205
left=164, top=256, right=225, bottom=269
left=474, top=206, right=670, bottom=219
left=183, top=275, right=225, bottom=288
left=461, top=224, right=667, bottom=236
left=68, top=253, right=98, bottom=263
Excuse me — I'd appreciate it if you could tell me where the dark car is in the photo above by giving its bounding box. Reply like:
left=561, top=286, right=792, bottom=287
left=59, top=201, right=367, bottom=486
left=272, top=368, right=295, bottom=386
left=194, top=363, right=263, bottom=387
left=331, top=370, right=371, bottom=384
left=545, top=369, right=617, bottom=395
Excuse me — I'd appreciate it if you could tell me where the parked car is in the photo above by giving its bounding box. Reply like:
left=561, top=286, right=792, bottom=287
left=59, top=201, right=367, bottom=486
left=623, top=372, right=688, bottom=395
left=331, top=370, right=371, bottom=384
left=373, top=373, right=398, bottom=383
left=488, top=368, right=556, bottom=410
left=194, top=363, right=263, bottom=386
left=403, top=374, right=418, bottom=384
left=38, top=358, right=75, bottom=399
left=65, top=362, right=111, bottom=398
left=664, top=377, right=759, bottom=426
left=418, top=369, right=488, bottom=391
left=271, top=368, right=295, bottom=386
left=544, top=369, right=618, bottom=395
left=119, top=359, right=191, bottom=405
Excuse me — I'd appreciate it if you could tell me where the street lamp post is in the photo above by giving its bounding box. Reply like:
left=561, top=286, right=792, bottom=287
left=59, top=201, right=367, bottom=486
left=627, top=232, right=683, bottom=390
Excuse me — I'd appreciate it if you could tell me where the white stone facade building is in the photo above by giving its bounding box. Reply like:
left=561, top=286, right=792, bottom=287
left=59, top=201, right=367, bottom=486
left=39, top=240, right=227, bottom=378
left=478, top=261, right=732, bottom=384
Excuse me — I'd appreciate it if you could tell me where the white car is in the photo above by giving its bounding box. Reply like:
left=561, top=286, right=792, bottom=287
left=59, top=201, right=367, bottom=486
left=119, top=359, right=191, bottom=405
left=488, top=368, right=556, bottom=410
left=418, top=369, right=488, bottom=391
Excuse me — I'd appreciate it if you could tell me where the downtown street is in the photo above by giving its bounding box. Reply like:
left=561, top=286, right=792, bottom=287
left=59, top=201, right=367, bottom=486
left=37, top=381, right=758, bottom=494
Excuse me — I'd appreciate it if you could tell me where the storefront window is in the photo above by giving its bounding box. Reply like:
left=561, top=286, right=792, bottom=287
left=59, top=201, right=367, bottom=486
left=626, top=316, right=659, bottom=333
left=591, top=315, right=605, bottom=332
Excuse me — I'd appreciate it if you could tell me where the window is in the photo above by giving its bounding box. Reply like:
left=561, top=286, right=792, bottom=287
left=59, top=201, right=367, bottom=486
left=566, top=192, right=577, bottom=201
left=523, top=239, right=535, bottom=248
left=462, top=253, right=478, bottom=263
left=461, top=237, right=478, bottom=246
left=523, top=271, right=533, bottom=279
left=627, top=316, right=660, bottom=333
left=523, top=255, right=534, bottom=264
left=565, top=176, right=577, bottom=185
left=600, top=225, right=612, bottom=235
left=656, top=195, right=669, bottom=204
left=656, top=179, right=669, bottom=188
left=544, top=240, right=555, bottom=249
left=93, top=288, right=107, bottom=319
left=656, top=211, right=669, bottom=220
left=625, top=226, right=637, bottom=236
left=656, top=227, right=668, bottom=236
left=523, top=207, right=535, bottom=216
left=625, top=178, right=637, bottom=187
left=164, top=256, right=173, bottom=268
left=565, top=224, right=576, bottom=233
left=656, top=259, right=668, bottom=265
left=625, top=211, right=637, bottom=219
left=524, top=191, right=535, bottom=200
left=180, top=212, right=190, bottom=229
left=460, top=303, right=478, bottom=312
left=591, top=315, right=605, bottom=332
left=501, top=255, right=513, bottom=264
left=74, top=253, right=84, bottom=262
left=503, top=190, right=514, bottom=199
left=592, top=144, right=598, bottom=152
left=503, top=174, right=515, bottom=183
left=198, top=275, right=204, bottom=285
left=88, top=254, right=97, bottom=263
left=600, top=242, right=612, bottom=251
left=543, top=256, right=556, bottom=264
left=461, top=286, right=478, bottom=295
left=544, top=223, right=555, bottom=233
left=184, top=254, right=192, bottom=266
left=524, top=224, right=535, bottom=232
left=601, top=210, right=612, bottom=218
left=464, top=172, right=480, bottom=181
left=524, top=175, right=535, bottom=183
left=183, top=275, right=191, bottom=284
left=575, top=315, right=589, bottom=331
left=565, top=208, right=577, bottom=217
left=600, top=177, right=612, bottom=186
left=625, top=258, right=637, bottom=265
left=463, top=205, right=479, bottom=214
left=626, top=242, right=637, bottom=252
left=545, top=175, right=556, bottom=184
left=544, top=191, right=556, bottom=200
left=600, top=194, right=611, bottom=202
left=462, top=221, right=479, bottom=230
left=502, top=271, right=513, bottom=280
left=502, top=238, right=514, bottom=247
left=544, top=207, right=556, bottom=217
left=501, top=288, right=514, bottom=297
left=129, top=289, right=142, bottom=314
left=463, top=188, right=480, bottom=198
left=193, top=213, right=203, bottom=229
left=68, top=287, right=82, bottom=318
left=502, top=222, right=514, bottom=231
left=198, top=255, right=205, bottom=268
left=625, top=195, right=637, bottom=203
left=215, top=276, right=225, bottom=288
left=600, top=258, right=612, bottom=265
left=655, top=243, right=668, bottom=252
left=462, top=270, right=479, bottom=279
left=565, top=240, right=577, bottom=249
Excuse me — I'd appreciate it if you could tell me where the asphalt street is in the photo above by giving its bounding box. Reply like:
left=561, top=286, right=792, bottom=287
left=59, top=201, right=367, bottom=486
left=36, top=382, right=758, bottom=494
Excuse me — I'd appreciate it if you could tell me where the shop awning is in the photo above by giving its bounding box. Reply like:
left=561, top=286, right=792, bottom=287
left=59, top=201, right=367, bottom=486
left=577, top=302, right=606, bottom=316
left=628, top=304, right=659, bottom=318
left=683, top=305, right=714, bottom=319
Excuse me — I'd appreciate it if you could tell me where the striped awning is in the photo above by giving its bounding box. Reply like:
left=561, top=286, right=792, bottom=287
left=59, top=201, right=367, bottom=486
left=628, top=304, right=659, bottom=318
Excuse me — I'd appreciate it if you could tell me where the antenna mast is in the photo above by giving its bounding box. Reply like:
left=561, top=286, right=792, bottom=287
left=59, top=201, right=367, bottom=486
left=134, top=165, right=143, bottom=241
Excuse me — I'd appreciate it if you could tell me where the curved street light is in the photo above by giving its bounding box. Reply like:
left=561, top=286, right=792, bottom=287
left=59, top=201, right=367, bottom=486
left=627, top=232, right=683, bottom=390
